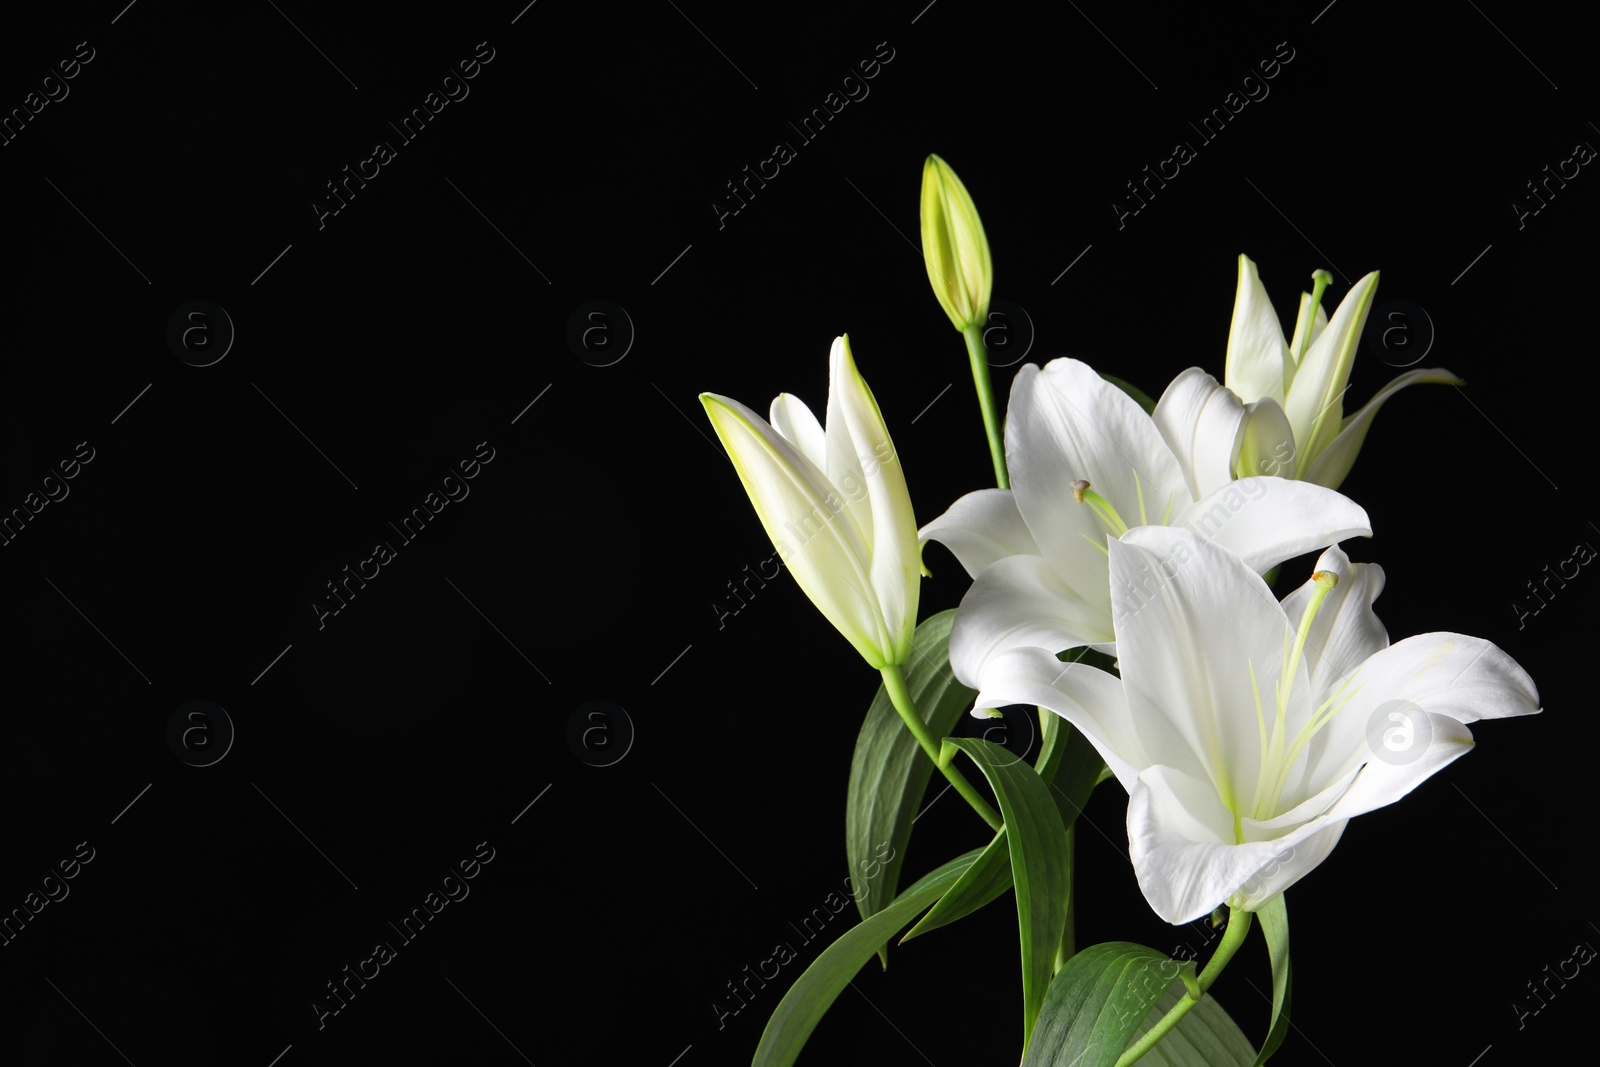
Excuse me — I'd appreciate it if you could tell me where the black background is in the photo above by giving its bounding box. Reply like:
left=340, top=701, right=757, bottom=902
left=1, top=1, right=1593, bottom=1064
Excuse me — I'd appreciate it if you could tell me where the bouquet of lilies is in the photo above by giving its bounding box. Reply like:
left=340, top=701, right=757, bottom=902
left=700, top=155, right=1540, bottom=1066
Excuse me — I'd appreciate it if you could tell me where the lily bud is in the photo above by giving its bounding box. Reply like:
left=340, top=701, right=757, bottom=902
left=920, top=154, right=993, bottom=332
left=700, top=335, right=921, bottom=668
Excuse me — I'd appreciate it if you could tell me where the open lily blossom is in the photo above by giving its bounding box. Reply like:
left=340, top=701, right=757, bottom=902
left=700, top=335, right=920, bottom=669
left=970, top=527, right=1541, bottom=925
left=919, top=357, right=1372, bottom=683
left=1226, top=254, right=1463, bottom=490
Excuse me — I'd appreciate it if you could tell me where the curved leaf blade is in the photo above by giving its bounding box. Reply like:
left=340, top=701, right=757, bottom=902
left=845, top=609, right=975, bottom=964
left=1252, top=893, right=1291, bottom=1065
left=751, top=848, right=984, bottom=1067
left=943, top=736, right=1070, bottom=1048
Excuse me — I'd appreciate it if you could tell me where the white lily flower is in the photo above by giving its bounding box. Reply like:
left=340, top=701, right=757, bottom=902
left=919, top=358, right=1371, bottom=683
left=1226, top=254, right=1463, bottom=489
left=701, top=335, right=920, bottom=668
left=969, top=527, right=1540, bottom=924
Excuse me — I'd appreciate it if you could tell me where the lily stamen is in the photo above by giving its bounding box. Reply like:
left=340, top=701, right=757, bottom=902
left=1070, top=479, right=1131, bottom=537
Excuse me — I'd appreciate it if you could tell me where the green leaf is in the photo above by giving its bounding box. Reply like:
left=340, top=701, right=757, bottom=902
left=903, top=710, right=1108, bottom=947
left=1100, top=373, right=1157, bottom=415
left=942, top=736, right=1070, bottom=1049
left=1252, top=894, right=1292, bottom=1065
left=751, top=848, right=984, bottom=1067
left=844, top=609, right=975, bottom=966
left=900, top=826, right=1011, bottom=941
left=1128, top=978, right=1258, bottom=1066
left=1022, top=942, right=1179, bottom=1067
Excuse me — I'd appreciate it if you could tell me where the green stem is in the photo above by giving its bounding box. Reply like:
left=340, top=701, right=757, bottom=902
left=962, top=323, right=1009, bottom=489
left=1114, top=906, right=1254, bottom=1067
left=881, top=664, right=1004, bottom=832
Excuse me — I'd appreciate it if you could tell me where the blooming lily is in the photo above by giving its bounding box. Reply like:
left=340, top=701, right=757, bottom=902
left=968, top=527, right=1540, bottom=924
left=1226, top=254, right=1463, bottom=489
left=919, top=358, right=1371, bottom=683
left=700, top=335, right=920, bottom=669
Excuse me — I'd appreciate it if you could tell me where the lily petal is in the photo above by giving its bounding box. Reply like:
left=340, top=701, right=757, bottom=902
left=947, top=554, right=1114, bottom=686
left=969, top=644, right=1145, bottom=791
left=1283, top=271, right=1380, bottom=476
left=1300, top=632, right=1541, bottom=808
left=1172, top=476, right=1371, bottom=575
left=1152, top=367, right=1248, bottom=502
left=701, top=392, right=886, bottom=663
left=918, top=488, right=1038, bottom=579
left=825, top=335, right=921, bottom=664
left=1110, top=529, right=1304, bottom=803
left=1302, top=367, right=1465, bottom=490
left=769, top=392, right=828, bottom=472
left=1007, top=359, right=1187, bottom=596
left=1277, top=545, right=1388, bottom=697
left=1233, top=397, right=1296, bottom=481
left=1224, top=255, right=1292, bottom=406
